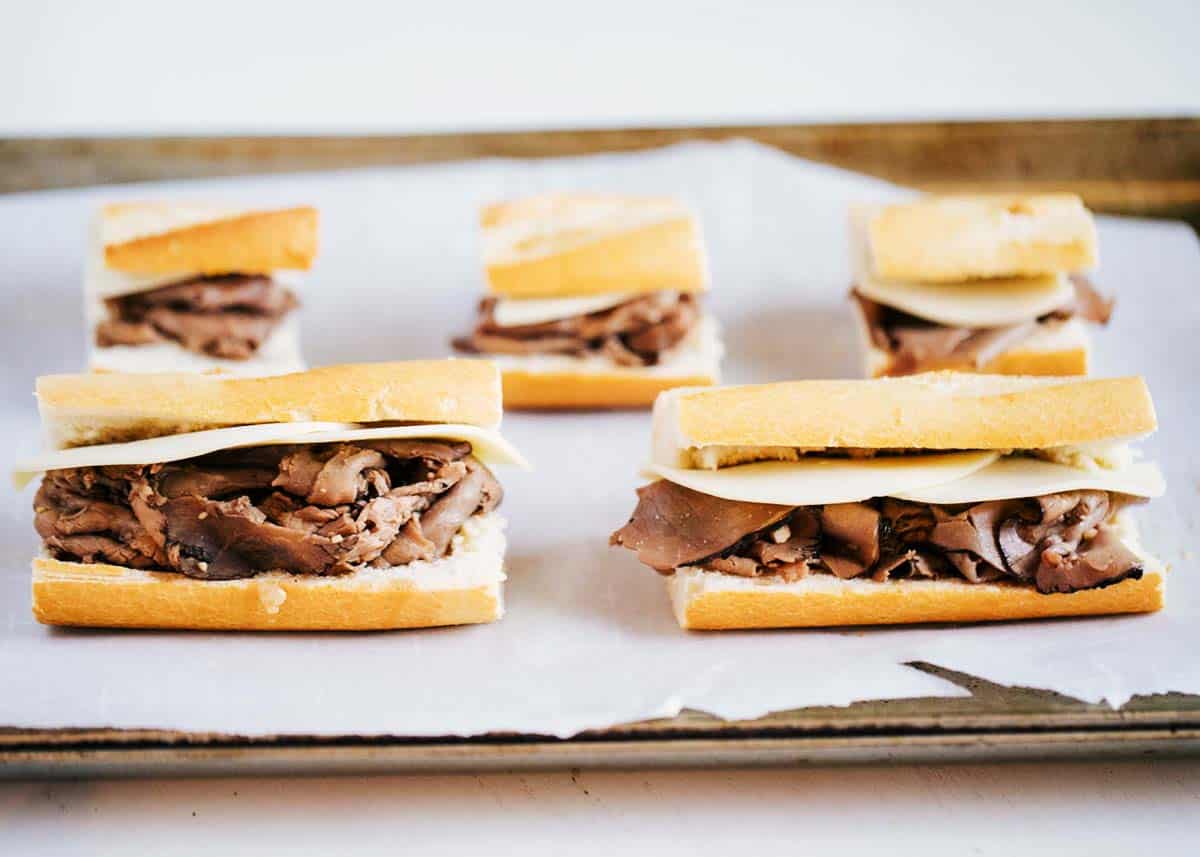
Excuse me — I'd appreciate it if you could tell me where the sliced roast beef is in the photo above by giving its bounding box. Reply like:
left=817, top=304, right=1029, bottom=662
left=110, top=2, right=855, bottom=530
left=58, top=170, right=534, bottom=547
left=611, top=480, right=1145, bottom=595
left=156, top=465, right=280, bottom=500
left=609, top=479, right=792, bottom=572
left=820, top=503, right=881, bottom=579
left=95, top=274, right=298, bottom=360
left=33, top=439, right=501, bottom=580
left=413, top=460, right=503, bottom=555
left=854, top=276, right=1113, bottom=375
left=453, top=292, right=701, bottom=367
left=1056, top=275, right=1115, bottom=324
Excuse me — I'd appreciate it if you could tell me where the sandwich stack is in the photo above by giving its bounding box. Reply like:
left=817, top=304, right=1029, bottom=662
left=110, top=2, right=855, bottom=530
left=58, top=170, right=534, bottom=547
left=850, top=194, right=1113, bottom=377
left=612, top=373, right=1166, bottom=630
left=88, top=202, right=318, bottom=376
left=19, top=360, right=526, bottom=630
left=454, top=193, right=722, bottom=408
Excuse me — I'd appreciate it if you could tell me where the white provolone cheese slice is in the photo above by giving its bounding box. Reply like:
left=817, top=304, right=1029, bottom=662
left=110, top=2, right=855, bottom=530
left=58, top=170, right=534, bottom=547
left=491, top=292, right=638, bottom=327
left=14, top=422, right=529, bottom=488
left=892, top=457, right=1165, bottom=504
left=855, top=274, right=1076, bottom=328
left=646, top=451, right=998, bottom=506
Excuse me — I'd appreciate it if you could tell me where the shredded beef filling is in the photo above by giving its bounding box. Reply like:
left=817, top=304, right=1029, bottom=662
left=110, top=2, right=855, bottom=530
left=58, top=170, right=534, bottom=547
left=854, top=275, right=1114, bottom=375
left=34, top=440, right=501, bottom=580
left=453, top=292, right=700, bottom=367
left=610, top=480, right=1144, bottom=594
left=95, top=275, right=299, bottom=360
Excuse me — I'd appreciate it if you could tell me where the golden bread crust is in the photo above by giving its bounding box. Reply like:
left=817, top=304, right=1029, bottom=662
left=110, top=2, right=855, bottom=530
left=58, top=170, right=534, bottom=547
left=104, top=206, right=318, bottom=274
left=502, top=368, right=716, bottom=410
left=32, top=557, right=502, bottom=631
left=673, top=571, right=1163, bottom=630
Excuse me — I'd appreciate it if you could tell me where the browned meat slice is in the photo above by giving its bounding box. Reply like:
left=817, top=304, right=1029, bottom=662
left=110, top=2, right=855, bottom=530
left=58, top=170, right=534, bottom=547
left=364, top=440, right=471, bottom=464
left=417, top=461, right=503, bottom=555
left=610, top=479, right=792, bottom=572
left=819, top=503, right=881, bottom=579
left=1062, top=275, right=1115, bottom=324
left=94, top=318, right=160, bottom=347
left=611, top=481, right=1146, bottom=596
left=33, top=440, right=503, bottom=580
left=143, top=308, right=281, bottom=360
left=378, top=520, right=438, bottom=566
left=1035, top=526, right=1143, bottom=593
left=453, top=292, right=701, bottom=366
left=138, top=276, right=296, bottom=314
left=162, top=495, right=337, bottom=579
left=705, top=556, right=762, bottom=577
left=96, top=274, right=298, bottom=360
left=156, top=466, right=280, bottom=499
left=306, top=447, right=388, bottom=506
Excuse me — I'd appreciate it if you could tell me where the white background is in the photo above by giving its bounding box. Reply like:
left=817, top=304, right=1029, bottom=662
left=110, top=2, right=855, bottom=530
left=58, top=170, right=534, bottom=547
left=0, top=0, right=1197, bottom=135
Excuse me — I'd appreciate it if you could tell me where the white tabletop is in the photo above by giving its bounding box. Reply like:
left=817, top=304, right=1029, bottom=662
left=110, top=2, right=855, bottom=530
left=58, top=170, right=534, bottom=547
left=3, top=762, right=1197, bottom=854
left=2, top=0, right=1197, bottom=135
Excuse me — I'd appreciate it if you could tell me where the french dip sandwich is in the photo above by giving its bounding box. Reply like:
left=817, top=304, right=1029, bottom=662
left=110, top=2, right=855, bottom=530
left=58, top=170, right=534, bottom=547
left=88, top=202, right=318, bottom=376
left=611, top=373, right=1165, bottom=630
left=453, top=193, right=722, bottom=408
left=850, top=194, right=1112, bottom=377
left=18, top=361, right=526, bottom=630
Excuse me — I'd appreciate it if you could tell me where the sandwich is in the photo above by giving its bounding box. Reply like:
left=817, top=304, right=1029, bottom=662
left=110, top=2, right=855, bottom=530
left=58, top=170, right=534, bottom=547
left=850, top=194, right=1113, bottom=377
left=88, top=202, right=318, bottom=376
left=611, top=373, right=1166, bottom=630
left=17, top=360, right=527, bottom=630
left=452, top=193, right=722, bottom=408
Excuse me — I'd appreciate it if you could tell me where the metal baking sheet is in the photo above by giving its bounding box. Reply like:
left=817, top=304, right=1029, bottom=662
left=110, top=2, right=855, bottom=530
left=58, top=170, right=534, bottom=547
left=1, top=130, right=1199, bottom=778
left=5, top=665, right=1200, bottom=779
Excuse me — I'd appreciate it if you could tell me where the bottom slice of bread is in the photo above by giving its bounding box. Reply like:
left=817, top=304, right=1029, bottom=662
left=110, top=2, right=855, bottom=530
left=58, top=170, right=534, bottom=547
left=668, top=568, right=1163, bottom=630
left=494, top=315, right=721, bottom=409
left=852, top=301, right=1091, bottom=378
left=32, top=514, right=506, bottom=631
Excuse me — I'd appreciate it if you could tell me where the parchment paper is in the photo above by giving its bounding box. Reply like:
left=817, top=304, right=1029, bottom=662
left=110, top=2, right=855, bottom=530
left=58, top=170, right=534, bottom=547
left=0, top=141, right=1196, bottom=738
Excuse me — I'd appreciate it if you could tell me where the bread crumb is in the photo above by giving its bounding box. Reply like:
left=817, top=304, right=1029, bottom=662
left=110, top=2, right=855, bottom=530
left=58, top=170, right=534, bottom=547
left=258, top=582, right=287, bottom=614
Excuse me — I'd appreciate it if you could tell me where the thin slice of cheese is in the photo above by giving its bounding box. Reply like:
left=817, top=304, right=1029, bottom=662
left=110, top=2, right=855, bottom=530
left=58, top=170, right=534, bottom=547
left=854, top=274, right=1076, bottom=328
left=893, top=457, right=1165, bottom=504
left=14, top=422, right=529, bottom=488
left=646, top=451, right=997, bottom=506
left=490, top=292, right=639, bottom=327
left=850, top=206, right=1075, bottom=327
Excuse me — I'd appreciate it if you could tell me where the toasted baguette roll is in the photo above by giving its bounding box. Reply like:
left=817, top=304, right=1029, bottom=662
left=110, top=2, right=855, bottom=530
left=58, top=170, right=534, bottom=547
left=482, top=193, right=708, bottom=299
left=33, top=514, right=506, bottom=631
left=652, top=373, right=1155, bottom=467
left=101, top=203, right=318, bottom=275
left=868, top=193, right=1097, bottom=282
left=37, top=360, right=503, bottom=448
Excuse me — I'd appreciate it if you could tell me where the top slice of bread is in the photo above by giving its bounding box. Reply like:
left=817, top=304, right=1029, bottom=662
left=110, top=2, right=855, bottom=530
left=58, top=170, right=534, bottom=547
left=868, top=193, right=1097, bottom=282
left=101, top=202, right=319, bottom=274
left=653, top=372, right=1155, bottom=458
left=481, top=193, right=708, bottom=298
left=37, top=360, right=502, bottom=449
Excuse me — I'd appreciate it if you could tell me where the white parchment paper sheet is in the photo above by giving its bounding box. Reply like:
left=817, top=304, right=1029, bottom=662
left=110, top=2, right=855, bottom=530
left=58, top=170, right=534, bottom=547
left=0, top=141, right=1196, bottom=737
